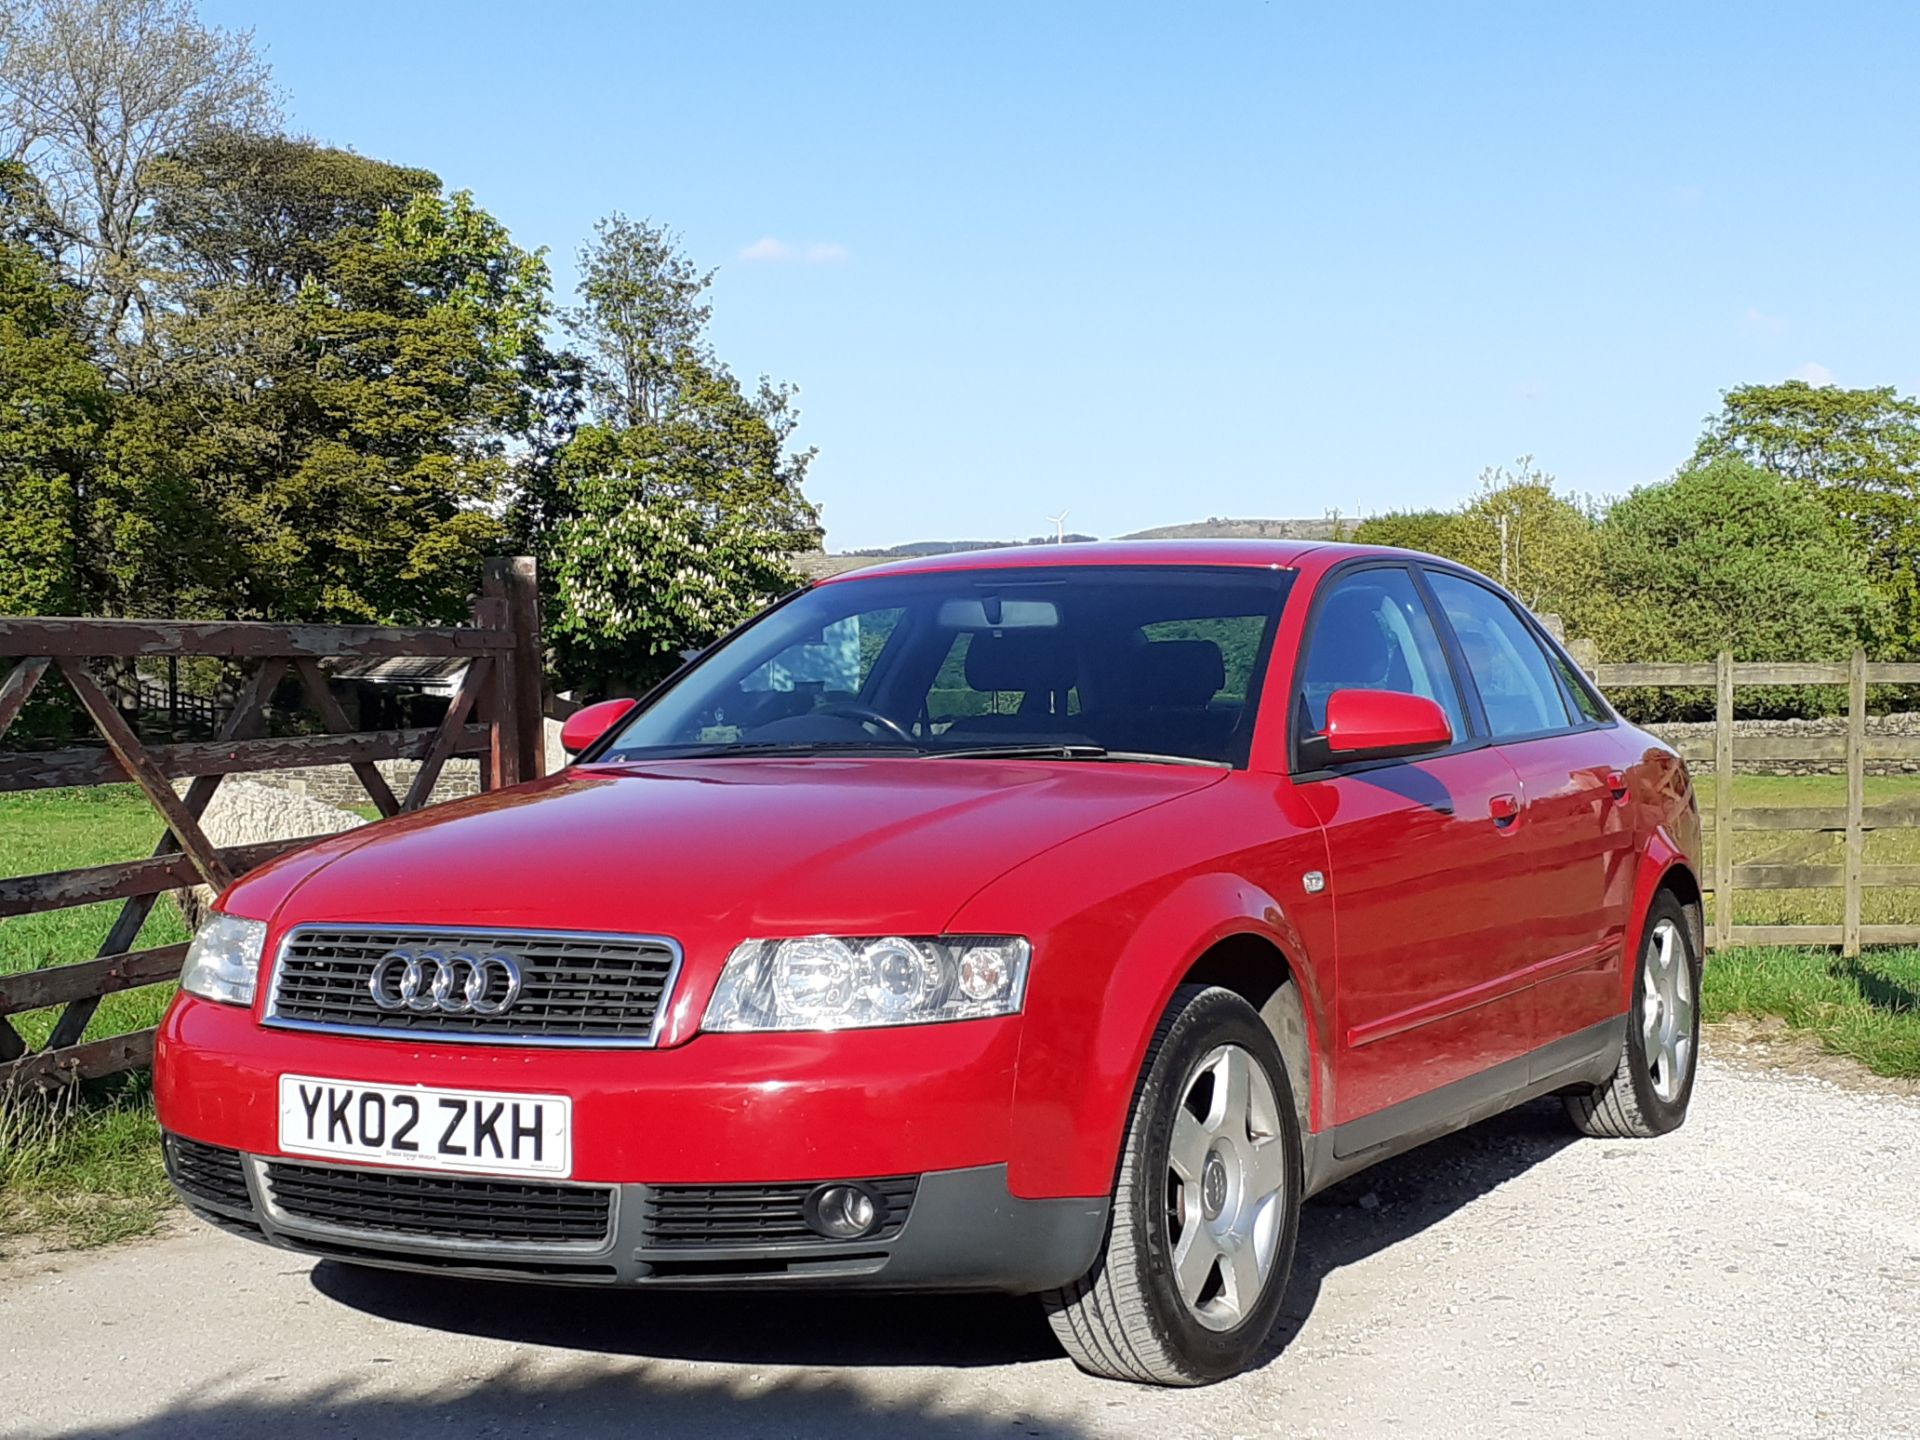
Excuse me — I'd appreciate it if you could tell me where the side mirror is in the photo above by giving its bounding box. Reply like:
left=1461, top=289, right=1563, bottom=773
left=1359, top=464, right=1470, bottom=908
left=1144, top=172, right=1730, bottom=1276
left=560, top=697, right=638, bottom=756
left=1318, top=689, right=1453, bottom=762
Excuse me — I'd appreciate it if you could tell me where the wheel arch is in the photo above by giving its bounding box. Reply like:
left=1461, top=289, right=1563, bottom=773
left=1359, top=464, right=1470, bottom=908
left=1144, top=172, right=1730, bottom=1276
left=1627, top=833, right=1705, bottom=1006
left=1656, top=859, right=1705, bottom=955
left=1005, top=869, right=1333, bottom=1198
left=1179, top=932, right=1315, bottom=1139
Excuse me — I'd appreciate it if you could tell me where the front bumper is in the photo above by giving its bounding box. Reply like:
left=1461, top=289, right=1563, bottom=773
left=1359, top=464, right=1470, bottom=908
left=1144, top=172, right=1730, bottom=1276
left=157, top=991, right=1024, bottom=1184
left=164, top=1135, right=1108, bottom=1293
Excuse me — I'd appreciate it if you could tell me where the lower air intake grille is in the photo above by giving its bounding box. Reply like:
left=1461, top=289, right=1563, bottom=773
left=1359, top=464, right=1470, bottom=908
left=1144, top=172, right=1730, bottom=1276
left=164, top=1135, right=251, bottom=1211
left=642, top=1176, right=918, bottom=1249
left=262, top=1161, right=614, bottom=1246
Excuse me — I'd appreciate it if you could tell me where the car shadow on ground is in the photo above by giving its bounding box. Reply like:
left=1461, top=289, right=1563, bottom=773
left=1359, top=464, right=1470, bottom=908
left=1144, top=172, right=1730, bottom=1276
left=44, top=1102, right=1581, bottom=1440
left=307, top=1097, right=1581, bottom=1373
left=45, top=1360, right=1093, bottom=1440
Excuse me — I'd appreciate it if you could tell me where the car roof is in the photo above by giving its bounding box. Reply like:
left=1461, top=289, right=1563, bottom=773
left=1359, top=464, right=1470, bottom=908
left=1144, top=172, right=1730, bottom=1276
left=813, top=538, right=1443, bottom=583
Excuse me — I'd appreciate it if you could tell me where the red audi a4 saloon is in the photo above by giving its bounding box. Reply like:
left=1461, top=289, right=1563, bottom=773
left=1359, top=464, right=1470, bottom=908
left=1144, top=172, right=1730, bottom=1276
left=157, top=540, right=1704, bottom=1385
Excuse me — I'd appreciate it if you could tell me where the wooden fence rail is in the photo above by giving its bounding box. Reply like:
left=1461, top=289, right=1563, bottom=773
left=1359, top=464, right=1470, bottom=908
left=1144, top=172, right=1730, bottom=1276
left=0, top=558, right=543, bottom=1090
left=1593, top=650, right=1920, bottom=957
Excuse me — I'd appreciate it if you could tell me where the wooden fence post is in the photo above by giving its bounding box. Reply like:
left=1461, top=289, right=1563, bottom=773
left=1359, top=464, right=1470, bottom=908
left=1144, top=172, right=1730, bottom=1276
left=504, top=557, right=543, bottom=783
left=478, top=557, right=542, bottom=788
left=473, top=571, right=510, bottom=789
left=1844, top=647, right=1867, bottom=958
left=1714, top=650, right=1735, bottom=951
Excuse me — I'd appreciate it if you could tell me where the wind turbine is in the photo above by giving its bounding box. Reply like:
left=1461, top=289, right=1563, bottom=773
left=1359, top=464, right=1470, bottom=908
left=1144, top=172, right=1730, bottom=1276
left=1045, top=509, right=1070, bottom=543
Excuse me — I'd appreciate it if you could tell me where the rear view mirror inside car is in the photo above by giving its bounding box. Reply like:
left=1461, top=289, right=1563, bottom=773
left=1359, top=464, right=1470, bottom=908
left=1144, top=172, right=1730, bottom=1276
left=936, top=597, right=1060, bottom=629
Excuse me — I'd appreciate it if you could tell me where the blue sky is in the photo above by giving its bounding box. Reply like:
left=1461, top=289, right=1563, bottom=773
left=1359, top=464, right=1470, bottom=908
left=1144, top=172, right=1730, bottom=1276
left=206, top=2, right=1920, bottom=550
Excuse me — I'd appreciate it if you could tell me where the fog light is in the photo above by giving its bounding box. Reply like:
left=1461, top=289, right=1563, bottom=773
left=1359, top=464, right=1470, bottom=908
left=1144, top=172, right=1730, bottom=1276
left=805, top=1182, right=883, bottom=1239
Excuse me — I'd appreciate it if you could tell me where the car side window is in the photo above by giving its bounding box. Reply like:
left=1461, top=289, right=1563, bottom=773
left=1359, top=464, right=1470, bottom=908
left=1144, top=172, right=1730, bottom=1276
left=1296, top=567, right=1465, bottom=738
left=1550, top=649, right=1608, bottom=724
left=1425, top=572, right=1573, bottom=738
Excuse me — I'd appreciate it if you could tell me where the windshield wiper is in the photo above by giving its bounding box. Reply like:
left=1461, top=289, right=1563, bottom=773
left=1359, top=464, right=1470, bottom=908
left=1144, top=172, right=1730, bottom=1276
left=930, top=743, right=1111, bottom=760
left=605, top=739, right=924, bottom=761
left=928, top=744, right=1226, bottom=768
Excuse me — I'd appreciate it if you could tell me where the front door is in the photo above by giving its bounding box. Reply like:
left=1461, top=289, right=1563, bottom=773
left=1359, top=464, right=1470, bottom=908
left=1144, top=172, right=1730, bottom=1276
left=1289, top=565, right=1538, bottom=1150
left=1422, top=570, right=1633, bottom=1069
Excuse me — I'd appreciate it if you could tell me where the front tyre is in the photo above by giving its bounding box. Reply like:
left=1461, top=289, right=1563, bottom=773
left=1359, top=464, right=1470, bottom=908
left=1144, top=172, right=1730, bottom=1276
left=1043, top=984, right=1302, bottom=1385
left=1565, top=891, right=1701, bottom=1138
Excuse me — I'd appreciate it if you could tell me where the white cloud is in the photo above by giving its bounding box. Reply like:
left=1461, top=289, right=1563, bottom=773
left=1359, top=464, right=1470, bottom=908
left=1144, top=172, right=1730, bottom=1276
left=1793, top=361, right=1835, bottom=387
left=1742, top=306, right=1785, bottom=337
left=738, top=237, right=851, bottom=265
left=739, top=237, right=794, bottom=263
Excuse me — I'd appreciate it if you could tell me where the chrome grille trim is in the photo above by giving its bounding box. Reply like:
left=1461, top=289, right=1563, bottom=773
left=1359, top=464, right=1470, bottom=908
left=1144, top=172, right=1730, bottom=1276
left=262, top=923, right=683, bottom=1048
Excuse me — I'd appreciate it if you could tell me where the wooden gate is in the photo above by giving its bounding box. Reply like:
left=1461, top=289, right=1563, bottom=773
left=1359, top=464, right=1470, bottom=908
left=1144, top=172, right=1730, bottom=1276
left=0, top=558, right=543, bottom=1088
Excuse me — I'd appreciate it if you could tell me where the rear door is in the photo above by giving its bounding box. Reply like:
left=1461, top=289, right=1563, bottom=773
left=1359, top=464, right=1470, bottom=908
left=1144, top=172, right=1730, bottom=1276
left=1291, top=564, right=1538, bottom=1145
left=1421, top=570, right=1632, bottom=1068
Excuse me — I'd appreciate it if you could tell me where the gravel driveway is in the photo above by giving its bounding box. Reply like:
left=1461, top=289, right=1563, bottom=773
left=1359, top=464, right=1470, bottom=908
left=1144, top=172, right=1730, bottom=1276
left=5, top=1039, right=1918, bottom=1439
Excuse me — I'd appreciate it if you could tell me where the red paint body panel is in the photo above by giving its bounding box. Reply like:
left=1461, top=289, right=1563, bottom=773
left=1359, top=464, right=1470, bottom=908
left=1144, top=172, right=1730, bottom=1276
left=1302, top=746, right=1539, bottom=1123
left=156, top=541, right=1704, bottom=1210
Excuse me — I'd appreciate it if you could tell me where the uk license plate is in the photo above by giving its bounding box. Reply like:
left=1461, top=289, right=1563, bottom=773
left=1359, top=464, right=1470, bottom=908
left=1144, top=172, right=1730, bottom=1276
left=277, top=1075, right=572, bottom=1178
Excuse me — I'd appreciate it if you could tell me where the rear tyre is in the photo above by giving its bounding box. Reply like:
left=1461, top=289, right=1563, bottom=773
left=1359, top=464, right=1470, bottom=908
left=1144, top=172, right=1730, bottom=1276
left=1565, top=891, right=1701, bottom=1139
left=1043, top=984, right=1301, bottom=1386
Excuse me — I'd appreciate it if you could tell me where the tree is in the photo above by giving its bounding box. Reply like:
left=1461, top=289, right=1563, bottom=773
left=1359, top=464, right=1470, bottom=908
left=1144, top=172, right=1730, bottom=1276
left=146, top=130, right=437, bottom=297
left=538, top=219, right=818, bottom=692
left=0, top=196, right=108, bottom=615
left=552, top=472, right=808, bottom=693
left=547, top=354, right=820, bottom=690
left=562, top=214, right=711, bottom=426
left=1352, top=508, right=1467, bottom=560
left=116, top=160, right=558, bottom=622
left=1693, top=381, right=1920, bottom=651
left=1353, top=458, right=1601, bottom=626
left=1590, top=457, right=1889, bottom=719
left=0, top=0, right=277, bottom=353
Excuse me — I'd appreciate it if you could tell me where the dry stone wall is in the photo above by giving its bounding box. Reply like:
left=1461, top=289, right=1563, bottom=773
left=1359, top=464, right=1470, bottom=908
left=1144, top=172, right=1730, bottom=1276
left=1644, top=712, right=1920, bottom=777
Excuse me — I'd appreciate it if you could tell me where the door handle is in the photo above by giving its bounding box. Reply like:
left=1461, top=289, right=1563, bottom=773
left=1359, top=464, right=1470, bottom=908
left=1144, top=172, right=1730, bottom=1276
left=1489, top=792, right=1520, bottom=826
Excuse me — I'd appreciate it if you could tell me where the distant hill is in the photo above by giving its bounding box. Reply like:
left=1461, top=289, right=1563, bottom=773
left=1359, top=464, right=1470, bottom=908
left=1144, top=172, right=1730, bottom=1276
left=842, top=534, right=1099, bottom=557
left=1118, top=517, right=1344, bottom=541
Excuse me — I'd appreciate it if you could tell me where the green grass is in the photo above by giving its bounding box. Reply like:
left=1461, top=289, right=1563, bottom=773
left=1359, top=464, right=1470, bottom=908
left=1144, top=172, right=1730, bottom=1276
left=1702, top=945, right=1920, bottom=1079
left=1, top=786, right=193, bottom=1251
left=1703, top=774, right=1920, bottom=928
left=0, top=1077, right=170, bottom=1250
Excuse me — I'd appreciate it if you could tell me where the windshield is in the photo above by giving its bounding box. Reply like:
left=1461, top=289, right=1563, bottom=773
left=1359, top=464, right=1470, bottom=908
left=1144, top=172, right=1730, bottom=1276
left=594, top=565, right=1296, bottom=767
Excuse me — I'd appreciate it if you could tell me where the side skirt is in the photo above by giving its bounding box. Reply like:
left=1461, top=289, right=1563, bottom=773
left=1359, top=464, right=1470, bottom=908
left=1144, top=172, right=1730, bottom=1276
left=1300, top=1015, right=1623, bottom=1198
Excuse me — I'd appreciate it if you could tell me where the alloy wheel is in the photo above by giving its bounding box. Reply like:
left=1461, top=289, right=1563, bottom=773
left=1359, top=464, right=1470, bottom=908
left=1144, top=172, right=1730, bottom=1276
left=1641, top=917, right=1694, bottom=1103
left=1165, top=1042, right=1290, bottom=1331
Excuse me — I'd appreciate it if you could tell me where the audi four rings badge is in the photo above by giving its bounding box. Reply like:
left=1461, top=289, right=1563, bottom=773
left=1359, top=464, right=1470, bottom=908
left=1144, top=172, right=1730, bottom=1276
left=366, top=950, right=524, bottom=1015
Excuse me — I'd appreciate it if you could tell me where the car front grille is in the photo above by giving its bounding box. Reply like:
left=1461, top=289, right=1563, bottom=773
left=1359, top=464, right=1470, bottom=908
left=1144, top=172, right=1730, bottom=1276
left=641, top=1177, right=918, bottom=1249
left=262, top=1160, right=615, bottom=1246
left=164, top=1135, right=251, bottom=1210
left=264, top=925, right=680, bottom=1045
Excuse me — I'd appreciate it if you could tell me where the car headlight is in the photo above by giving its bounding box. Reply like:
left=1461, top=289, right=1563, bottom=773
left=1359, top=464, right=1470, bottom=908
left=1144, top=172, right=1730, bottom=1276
left=179, top=913, right=268, bottom=1006
left=703, top=935, right=1031, bottom=1032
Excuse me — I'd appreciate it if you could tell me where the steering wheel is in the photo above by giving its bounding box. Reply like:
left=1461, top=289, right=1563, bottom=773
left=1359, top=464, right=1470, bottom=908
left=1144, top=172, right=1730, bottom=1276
left=815, top=702, right=917, bottom=745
